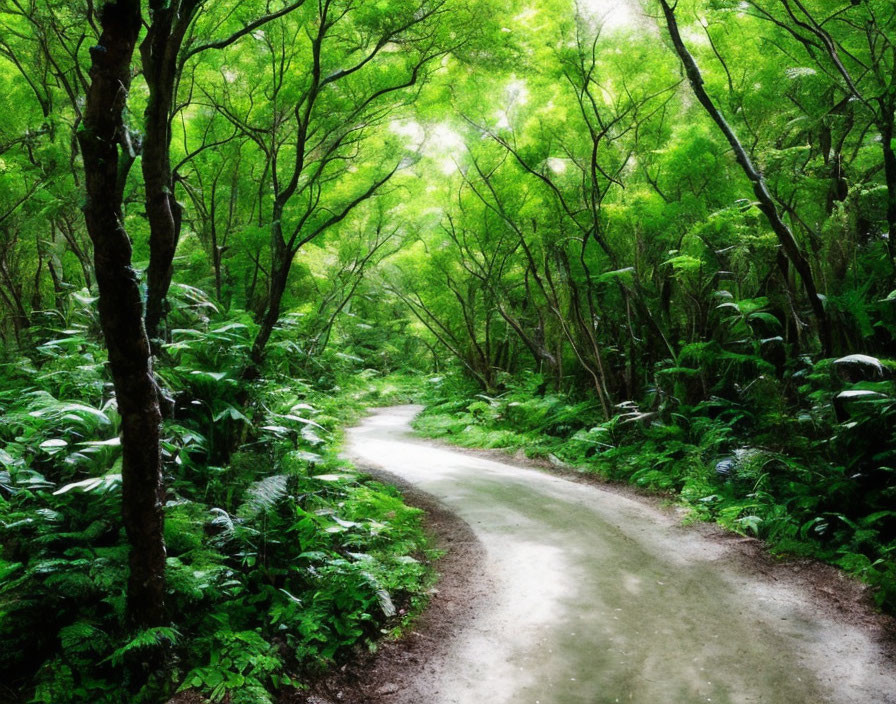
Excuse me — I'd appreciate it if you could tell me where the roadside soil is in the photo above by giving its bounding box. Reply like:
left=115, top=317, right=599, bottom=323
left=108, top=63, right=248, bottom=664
left=284, top=466, right=488, bottom=704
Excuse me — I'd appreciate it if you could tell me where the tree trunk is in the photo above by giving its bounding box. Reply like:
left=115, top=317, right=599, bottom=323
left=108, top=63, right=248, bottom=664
left=141, top=3, right=190, bottom=342
left=880, top=113, right=896, bottom=274
left=251, top=245, right=290, bottom=366
left=32, top=244, right=44, bottom=312
left=0, top=258, right=30, bottom=340
left=211, top=219, right=223, bottom=301
left=77, top=0, right=166, bottom=629
left=47, top=259, right=66, bottom=313
left=58, top=216, right=94, bottom=289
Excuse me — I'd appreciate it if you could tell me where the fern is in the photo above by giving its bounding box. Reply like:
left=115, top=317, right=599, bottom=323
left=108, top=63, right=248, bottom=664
left=239, top=475, right=289, bottom=518
left=106, top=627, right=180, bottom=666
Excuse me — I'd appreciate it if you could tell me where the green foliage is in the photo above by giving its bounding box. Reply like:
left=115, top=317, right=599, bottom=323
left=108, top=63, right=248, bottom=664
left=1, top=0, right=896, bottom=697
left=0, top=292, right=433, bottom=703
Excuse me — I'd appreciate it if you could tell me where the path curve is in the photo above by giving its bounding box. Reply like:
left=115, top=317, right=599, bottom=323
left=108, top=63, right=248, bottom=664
left=345, top=406, right=896, bottom=704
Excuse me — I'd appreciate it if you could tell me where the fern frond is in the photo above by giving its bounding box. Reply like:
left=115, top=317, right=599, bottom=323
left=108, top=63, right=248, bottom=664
left=239, top=475, right=289, bottom=518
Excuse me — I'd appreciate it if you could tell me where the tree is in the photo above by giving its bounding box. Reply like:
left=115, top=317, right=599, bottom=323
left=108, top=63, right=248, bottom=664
left=201, top=0, right=490, bottom=366
left=140, top=0, right=308, bottom=342
left=658, top=0, right=832, bottom=353
left=743, top=0, right=896, bottom=277
left=0, top=0, right=98, bottom=330
left=77, top=0, right=166, bottom=628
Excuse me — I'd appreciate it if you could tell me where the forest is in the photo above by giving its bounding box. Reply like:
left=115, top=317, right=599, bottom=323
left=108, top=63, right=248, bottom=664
left=0, top=0, right=895, bottom=702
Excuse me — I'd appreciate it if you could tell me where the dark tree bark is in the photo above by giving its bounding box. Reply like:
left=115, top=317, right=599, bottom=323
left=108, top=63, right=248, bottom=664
left=77, top=0, right=167, bottom=628
left=659, top=0, right=831, bottom=354
left=141, top=0, right=197, bottom=342
left=250, top=243, right=290, bottom=366
left=58, top=215, right=94, bottom=289
left=0, top=243, right=30, bottom=344
left=880, top=113, right=896, bottom=268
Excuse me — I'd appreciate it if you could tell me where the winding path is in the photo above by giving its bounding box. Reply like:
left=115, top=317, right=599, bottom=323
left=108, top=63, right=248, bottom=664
left=345, top=406, right=896, bottom=704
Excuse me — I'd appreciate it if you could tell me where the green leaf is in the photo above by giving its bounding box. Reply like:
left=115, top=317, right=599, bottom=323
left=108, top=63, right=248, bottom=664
left=53, top=473, right=121, bottom=495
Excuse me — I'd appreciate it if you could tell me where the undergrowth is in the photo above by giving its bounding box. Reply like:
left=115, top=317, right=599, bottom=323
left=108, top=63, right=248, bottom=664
left=0, top=288, right=432, bottom=704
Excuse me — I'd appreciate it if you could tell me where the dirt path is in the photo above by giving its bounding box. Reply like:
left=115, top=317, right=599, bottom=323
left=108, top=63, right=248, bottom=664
left=340, top=406, right=896, bottom=704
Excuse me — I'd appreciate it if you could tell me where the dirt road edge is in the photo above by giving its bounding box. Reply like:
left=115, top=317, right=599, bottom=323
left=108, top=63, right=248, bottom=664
left=288, top=460, right=489, bottom=704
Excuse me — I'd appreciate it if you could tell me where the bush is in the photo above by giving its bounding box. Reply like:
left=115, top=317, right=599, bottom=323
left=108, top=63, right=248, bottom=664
left=0, top=294, right=434, bottom=703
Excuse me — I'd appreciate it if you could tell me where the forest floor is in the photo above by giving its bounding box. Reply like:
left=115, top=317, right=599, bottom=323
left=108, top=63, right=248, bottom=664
left=297, top=405, right=896, bottom=704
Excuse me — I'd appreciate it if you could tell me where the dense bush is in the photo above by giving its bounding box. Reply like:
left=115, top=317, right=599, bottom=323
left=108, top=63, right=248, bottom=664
left=0, top=291, right=433, bottom=704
